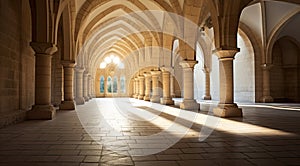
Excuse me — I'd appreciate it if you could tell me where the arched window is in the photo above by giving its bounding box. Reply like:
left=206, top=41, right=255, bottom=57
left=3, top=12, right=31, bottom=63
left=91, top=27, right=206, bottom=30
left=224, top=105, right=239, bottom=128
left=107, top=76, right=112, bottom=93
left=120, top=76, right=126, bottom=93
left=100, top=76, right=105, bottom=93
left=113, top=76, right=118, bottom=93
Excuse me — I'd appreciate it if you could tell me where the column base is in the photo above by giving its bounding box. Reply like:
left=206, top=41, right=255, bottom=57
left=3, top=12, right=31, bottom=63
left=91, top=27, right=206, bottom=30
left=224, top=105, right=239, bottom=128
left=171, top=94, right=176, bottom=98
left=27, top=105, right=56, bottom=120
left=203, top=95, right=212, bottom=100
left=138, top=95, right=145, bottom=100
left=134, top=95, right=139, bottom=99
left=75, top=97, right=85, bottom=105
left=260, top=96, right=273, bottom=103
left=180, top=99, right=200, bottom=111
left=84, top=96, right=90, bottom=102
left=213, top=103, right=243, bottom=118
left=160, top=98, right=174, bottom=105
left=59, top=101, right=76, bottom=110
left=150, top=96, right=160, bottom=103
left=144, top=95, right=151, bottom=101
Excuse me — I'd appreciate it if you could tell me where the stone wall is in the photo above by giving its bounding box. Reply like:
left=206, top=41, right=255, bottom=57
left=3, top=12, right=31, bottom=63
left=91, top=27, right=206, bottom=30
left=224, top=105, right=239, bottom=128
left=271, top=37, right=300, bottom=102
left=51, top=44, right=63, bottom=107
left=194, top=49, right=205, bottom=100
left=234, top=33, right=255, bottom=103
left=0, top=0, right=33, bottom=127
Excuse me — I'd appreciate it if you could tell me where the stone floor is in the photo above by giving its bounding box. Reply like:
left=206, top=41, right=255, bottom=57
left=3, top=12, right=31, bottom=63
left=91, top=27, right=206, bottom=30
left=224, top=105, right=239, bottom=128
left=0, top=98, right=300, bottom=166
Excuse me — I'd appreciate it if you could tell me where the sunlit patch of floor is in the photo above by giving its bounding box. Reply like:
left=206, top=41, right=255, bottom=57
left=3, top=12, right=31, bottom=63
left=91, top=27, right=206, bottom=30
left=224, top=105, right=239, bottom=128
left=0, top=98, right=299, bottom=165
left=76, top=98, right=297, bottom=157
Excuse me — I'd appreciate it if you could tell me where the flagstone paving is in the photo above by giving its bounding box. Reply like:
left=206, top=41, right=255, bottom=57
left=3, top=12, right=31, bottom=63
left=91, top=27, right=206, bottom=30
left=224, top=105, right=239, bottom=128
left=0, top=98, right=299, bottom=166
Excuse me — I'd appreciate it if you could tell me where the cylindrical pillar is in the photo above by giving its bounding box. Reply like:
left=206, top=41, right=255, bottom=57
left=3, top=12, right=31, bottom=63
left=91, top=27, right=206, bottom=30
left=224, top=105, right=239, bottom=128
left=150, top=70, right=161, bottom=103
left=59, top=61, right=76, bottom=110
left=75, top=67, right=85, bottom=105
left=203, top=67, right=212, bottom=100
left=261, top=64, right=273, bottom=102
left=143, top=73, right=152, bottom=101
left=170, top=74, right=176, bottom=98
left=83, top=72, right=89, bottom=102
left=138, top=75, right=145, bottom=100
left=88, top=75, right=92, bottom=99
left=160, top=68, right=174, bottom=105
left=132, top=79, right=136, bottom=98
left=91, top=78, right=95, bottom=98
left=134, top=77, right=139, bottom=99
left=213, top=49, right=242, bottom=117
left=27, top=42, right=57, bottom=120
left=179, top=60, right=199, bottom=111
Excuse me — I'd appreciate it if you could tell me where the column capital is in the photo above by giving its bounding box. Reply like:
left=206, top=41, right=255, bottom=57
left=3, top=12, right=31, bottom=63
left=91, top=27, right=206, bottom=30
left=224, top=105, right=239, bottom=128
left=138, top=75, right=145, bottom=79
left=61, top=60, right=76, bottom=68
left=143, top=72, right=152, bottom=78
left=150, top=70, right=161, bottom=76
left=30, top=42, right=57, bottom=55
left=160, top=67, right=172, bottom=73
left=213, top=48, right=239, bottom=60
left=261, top=63, right=273, bottom=70
left=75, top=67, right=85, bottom=73
left=83, top=71, right=90, bottom=77
left=179, top=60, right=198, bottom=69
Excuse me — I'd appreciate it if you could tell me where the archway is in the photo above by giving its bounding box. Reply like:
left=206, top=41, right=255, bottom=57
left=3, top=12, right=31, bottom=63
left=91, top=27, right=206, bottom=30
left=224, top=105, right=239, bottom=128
left=234, top=30, right=256, bottom=103
left=270, top=37, right=300, bottom=102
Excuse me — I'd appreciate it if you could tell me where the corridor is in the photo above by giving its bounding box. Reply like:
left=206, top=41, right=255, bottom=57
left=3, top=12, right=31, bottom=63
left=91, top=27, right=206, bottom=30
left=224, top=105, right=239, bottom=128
left=0, top=98, right=299, bottom=166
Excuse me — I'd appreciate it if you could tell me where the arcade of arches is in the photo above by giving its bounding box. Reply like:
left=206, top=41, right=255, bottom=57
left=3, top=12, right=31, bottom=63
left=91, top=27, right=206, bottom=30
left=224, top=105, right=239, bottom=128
left=0, top=0, right=300, bottom=165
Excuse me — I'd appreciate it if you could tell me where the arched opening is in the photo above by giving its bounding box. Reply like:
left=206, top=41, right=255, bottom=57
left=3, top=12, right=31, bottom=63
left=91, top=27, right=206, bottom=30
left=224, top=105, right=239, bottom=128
left=107, top=76, right=112, bottom=94
left=210, top=30, right=255, bottom=103
left=100, top=76, right=105, bottom=93
left=120, top=76, right=126, bottom=94
left=270, top=37, right=300, bottom=102
left=113, top=76, right=118, bottom=93
left=172, top=39, right=182, bottom=97
left=194, top=43, right=206, bottom=100
left=234, top=31, right=256, bottom=103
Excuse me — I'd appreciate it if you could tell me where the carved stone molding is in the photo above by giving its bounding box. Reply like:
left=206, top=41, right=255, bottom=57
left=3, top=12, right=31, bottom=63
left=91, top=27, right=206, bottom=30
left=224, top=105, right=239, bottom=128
left=30, top=42, right=58, bottom=55
left=179, top=60, right=198, bottom=69
left=213, top=48, right=239, bottom=60
left=61, top=60, right=76, bottom=68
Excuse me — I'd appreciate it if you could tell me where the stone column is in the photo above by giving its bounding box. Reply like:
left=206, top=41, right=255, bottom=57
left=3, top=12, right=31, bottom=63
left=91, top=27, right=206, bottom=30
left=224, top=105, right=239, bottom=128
left=83, top=72, right=89, bottom=102
left=160, top=68, right=174, bottom=105
left=132, top=79, right=136, bottom=98
left=27, top=42, right=57, bottom=120
left=134, top=77, right=139, bottom=99
left=202, top=66, right=212, bottom=100
left=91, top=77, right=96, bottom=98
left=150, top=70, right=161, bottom=103
left=213, top=49, right=242, bottom=117
left=88, top=75, right=92, bottom=99
left=138, top=75, right=145, bottom=100
left=59, top=61, right=76, bottom=110
left=117, top=78, right=121, bottom=96
left=179, top=60, right=200, bottom=111
left=170, top=74, right=176, bottom=98
left=143, top=73, right=152, bottom=101
left=261, top=64, right=274, bottom=102
left=75, top=67, right=85, bottom=105
left=103, top=77, right=107, bottom=96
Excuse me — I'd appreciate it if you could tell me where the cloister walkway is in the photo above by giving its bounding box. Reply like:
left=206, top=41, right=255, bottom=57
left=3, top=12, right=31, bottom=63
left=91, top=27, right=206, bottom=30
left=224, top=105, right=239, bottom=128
left=0, top=98, right=300, bottom=166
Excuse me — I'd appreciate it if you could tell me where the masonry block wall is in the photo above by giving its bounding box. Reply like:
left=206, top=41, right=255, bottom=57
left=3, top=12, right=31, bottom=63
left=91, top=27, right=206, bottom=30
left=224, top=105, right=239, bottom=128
left=51, top=46, right=63, bottom=107
left=0, top=0, right=33, bottom=127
